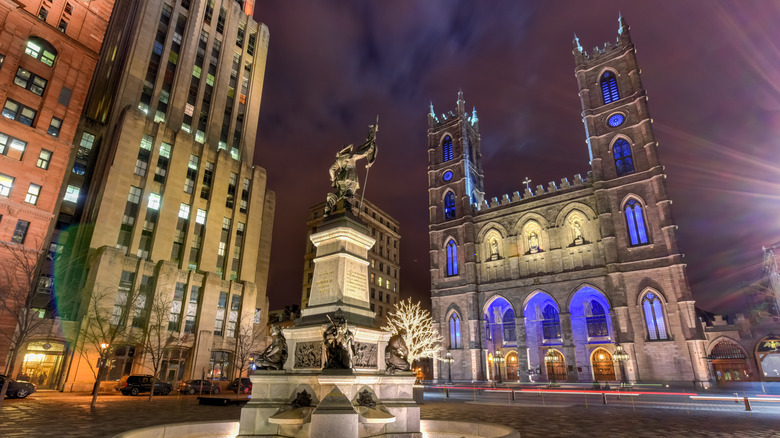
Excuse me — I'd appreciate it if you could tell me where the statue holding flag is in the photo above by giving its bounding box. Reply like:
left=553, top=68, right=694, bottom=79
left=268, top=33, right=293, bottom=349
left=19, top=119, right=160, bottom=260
left=325, top=117, right=378, bottom=215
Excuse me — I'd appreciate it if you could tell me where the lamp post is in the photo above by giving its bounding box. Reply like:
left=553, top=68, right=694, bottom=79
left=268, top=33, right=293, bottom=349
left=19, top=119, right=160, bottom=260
left=613, top=344, right=630, bottom=388
left=544, top=349, right=560, bottom=387
left=442, top=351, right=455, bottom=384
left=495, top=350, right=505, bottom=384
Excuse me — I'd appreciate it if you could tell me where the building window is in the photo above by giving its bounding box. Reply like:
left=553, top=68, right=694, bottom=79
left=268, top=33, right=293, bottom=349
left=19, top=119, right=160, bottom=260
left=226, top=294, right=240, bottom=338
left=154, top=142, right=172, bottom=183
left=600, top=71, right=619, bottom=104
left=442, top=135, right=454, bottom=162
left=14, top=67, right=48, bottom=96
left=38, top=6, right=48, bottom=21
left=449, top=313, right=461, bottom=349
left=201, top=162, right=214, bottom=199
left=0, top=133, right=27, bottom=160
left=585, top=301, right=608, bottom=337
left=12, top=220, right=30, bottom=244
left=147, top=193, right=161, bottom=210
left=37, top=149, right=52, bottom=169
left=63, top=185, right=79, bottom=203
left=625, top=199, right=649, bottom=246
left=184, top=285, right=200, bottom=334
left=642, top=292, right=668, bottom=340
left=613, top=138, right=634, bottom=176
left=215, top=292, right=227, bottom=336
left=446, top=239, right=458, bottom=276
left=209, top=350, right=231, bottom=380
left=25, top=38, right=57, bottom=67
left=2, top=99, right=37, bottom=126
left=541, top=305, right=562, bottom=341
left=58, top=19, right=68, bottom=33
left=169, top=282, right=186, bottom=331
left=185, top=154, right=198, bottom=193
left=47, top=117, right=62, bottom=136
left=196, top=209, right=206, bottom=224
left=240, top=178, right=250, bottom=213
left=0, top=174, right=14, bottom=197
left=444, top=191, right=456, bottom=220
left=24, top=183, right=41, bottom=204
left=77, top=132, right=95, bottom=160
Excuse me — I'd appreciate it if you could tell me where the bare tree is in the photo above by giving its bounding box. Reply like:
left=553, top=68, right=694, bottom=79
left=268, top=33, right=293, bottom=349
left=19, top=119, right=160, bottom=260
left=75, top=285, right=141, bottom=408
left=0, top=241, right=55, bottom=406
left=382, top=298, right=443, bottom=364
left=139, top=293, right=177, bottom=401
left=232, top=313, right=265, bottom=394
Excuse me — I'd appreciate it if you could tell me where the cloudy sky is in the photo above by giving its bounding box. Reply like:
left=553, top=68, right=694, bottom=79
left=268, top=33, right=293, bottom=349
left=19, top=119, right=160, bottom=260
left=252, top=1, right=780, bottom=313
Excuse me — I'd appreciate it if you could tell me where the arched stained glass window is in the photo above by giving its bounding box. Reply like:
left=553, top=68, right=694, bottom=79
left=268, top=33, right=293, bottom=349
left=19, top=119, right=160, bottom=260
left=710, top=341, right=746, bottom=359
left=449, top=313, right=462, bottom=348
left=542, top=304, right=561, bottom=340
left=484, top=314, right=491, bottom=341
left=446, top=239, right=458, bottom=276
left=502, top=308, right=516, bottom=343
left=586, top=301, right=608, bottom=337
left=442, top=135, right=454, bottom=162
left=600, top=71, right=619, bottom=104
left=625, top=199, right=649, bottom=246
left=444, top=191, right=456, bottom=220
left=642, top=292, right=668, bottom=340
left=613, top=139, right=634, bottom=176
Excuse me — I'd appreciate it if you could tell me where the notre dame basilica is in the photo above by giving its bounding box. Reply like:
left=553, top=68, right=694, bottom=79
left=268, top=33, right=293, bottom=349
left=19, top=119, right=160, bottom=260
left=428, top=17, right=711, bottom=386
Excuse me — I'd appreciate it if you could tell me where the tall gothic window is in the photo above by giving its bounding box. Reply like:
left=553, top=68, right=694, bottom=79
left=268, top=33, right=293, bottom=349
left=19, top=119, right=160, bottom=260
left=541, top=305, right=561, bottom=340
left=600, top=71, right=619, bottom=104
left=625, top=199, right=649, bottom=246
left=449, top=313, right=461, bottom=348
left=642, top=292, right=668, bottom=340
left=446, top=239, right=458, bottom=276
left=444, top=191, right=456, bottom=220
left=613, top=138, right=634, bottom=176
left=586, top=301, right=608, bottom=337
left=442, top=135, right=453, bottom=162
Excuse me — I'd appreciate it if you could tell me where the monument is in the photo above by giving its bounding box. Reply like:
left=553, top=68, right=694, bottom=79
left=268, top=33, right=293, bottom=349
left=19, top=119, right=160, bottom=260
left=238, top=120, right=421, bottom=438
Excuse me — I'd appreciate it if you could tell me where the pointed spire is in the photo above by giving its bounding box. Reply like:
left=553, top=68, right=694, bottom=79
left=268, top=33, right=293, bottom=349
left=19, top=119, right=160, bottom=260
left=429, top=101, right=435, bottom=117
left=457, top=89, right=465, bottom=115
left=573, top=33, right=583, bottom=52
left=618, top=12, right=627, bottom=35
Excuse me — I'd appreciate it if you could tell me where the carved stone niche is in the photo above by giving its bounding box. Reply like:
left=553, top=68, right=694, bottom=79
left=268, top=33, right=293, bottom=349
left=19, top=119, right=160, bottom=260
left=294, top=341, right=323, bottom=368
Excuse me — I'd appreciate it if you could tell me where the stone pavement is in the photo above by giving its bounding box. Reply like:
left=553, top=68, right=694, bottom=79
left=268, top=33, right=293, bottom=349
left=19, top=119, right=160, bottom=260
left=2, top=390, right=779, bottom=437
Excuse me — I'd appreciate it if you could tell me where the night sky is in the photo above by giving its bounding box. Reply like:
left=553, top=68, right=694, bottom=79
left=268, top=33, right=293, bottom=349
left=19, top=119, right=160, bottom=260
left=251, top=1, right=780, bottom=314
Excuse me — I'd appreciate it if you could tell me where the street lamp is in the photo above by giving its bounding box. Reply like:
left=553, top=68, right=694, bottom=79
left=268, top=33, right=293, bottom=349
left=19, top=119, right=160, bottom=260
left=544, top=349, right=560, bottom=387
left=442, top=351, right=455, bottom=384
left=613, top=344, right=630, bottom=388
left=495, top=350, right=505, bottom=384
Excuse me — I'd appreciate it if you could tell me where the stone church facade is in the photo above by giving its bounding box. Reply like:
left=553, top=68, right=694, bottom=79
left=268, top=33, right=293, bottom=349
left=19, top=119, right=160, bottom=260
left=428, top=18, right=711, bottom=386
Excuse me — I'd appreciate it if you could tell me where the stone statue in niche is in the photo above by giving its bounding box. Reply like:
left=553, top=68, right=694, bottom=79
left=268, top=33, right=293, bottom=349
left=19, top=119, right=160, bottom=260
left=325, top=118, right=379, bottom=215
left=572, top=221, right=584, bottom=245
left=256, top=324, right=288, bottom=370
left=528, top=231, right=540, bottom=254
left=489, top=237, right=500, bottom=261
left=385, top=333, right=411, bottom=374
left=323, top=316, right=356, bottom=369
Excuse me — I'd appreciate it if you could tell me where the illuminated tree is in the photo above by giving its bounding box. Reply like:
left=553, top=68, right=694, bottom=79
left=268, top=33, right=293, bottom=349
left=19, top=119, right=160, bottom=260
left=381, top=298, right=443, bottom=364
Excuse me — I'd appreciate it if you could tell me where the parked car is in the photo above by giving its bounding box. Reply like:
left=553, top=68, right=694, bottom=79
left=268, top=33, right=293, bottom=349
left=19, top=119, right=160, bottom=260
left=227, top=377, right=252, bottom=394
left=118, top=375, right=172, bottom=396
left=0, top=374, right=36, bottom=399
left=178, top=379, right=221, bottom=395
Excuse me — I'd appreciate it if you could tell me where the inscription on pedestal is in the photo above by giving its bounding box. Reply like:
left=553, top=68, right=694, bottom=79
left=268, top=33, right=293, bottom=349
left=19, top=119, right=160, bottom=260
left=314, top=270, right=334, bottom=295
left=295, top=341, right=323, bottom=368
left=353, top=342, right=377, bottom=368
left=344, top=271, right=367, bottom=299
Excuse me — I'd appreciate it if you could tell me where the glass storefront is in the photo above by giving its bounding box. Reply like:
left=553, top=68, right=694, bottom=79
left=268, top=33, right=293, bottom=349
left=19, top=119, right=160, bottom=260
left=20, top=341, right=65, bottom=389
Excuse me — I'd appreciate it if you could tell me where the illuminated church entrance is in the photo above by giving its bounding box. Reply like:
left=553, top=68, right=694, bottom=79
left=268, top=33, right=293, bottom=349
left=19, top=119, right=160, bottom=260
left=505, top=351, right=519, bottom=380
left=545, top=349, right=566, bottom=382
left=591, top=348, right=615, bottom=381
left=756, top=337, right=780, bottom=381
left=710, top=340, right=749, bottom=383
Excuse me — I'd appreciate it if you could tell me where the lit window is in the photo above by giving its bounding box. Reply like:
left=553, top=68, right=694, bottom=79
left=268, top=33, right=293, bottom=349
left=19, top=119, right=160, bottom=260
left=57, top=19, right=68, bottom=33
left=2, top=99, right=37, bottom=126
left=442, top=135, right=453, bottom=162
left=449, top=313, right=461, bottom=349
left=80, top=132, right=95, bottom=150
left=47, top=117, right=62, bottom=136
left=196, top=209, right=206, bottom=224
left=179, top=203, right=190, bottom=219
left=188, top=154, right=199, bottom=170
left=25, top=38, right=57, bottom=67
left=37, top=149, right=52, bottom=169
left=613, top=138, right=634, bottom=176
left=642, top=292, right=668, bottom=340
left=600, top=71, right=619, bottom=104
left=444, top=192, right=456, bottom=220
left=625, top=199, right=649, bottom=246
left=12, top=220, right=30, bottom=244
left=147, top=193, right=161, bottom=210
left=0, top=133, right=27, bottom=160
left=14, top=67, right=48, bottom=96
left=542, top=305, right=562, bottom=340
left=446, top=239, right=458, bottom=276
left=0, top=173, right=14, bottom=196
left=128, top=186, right=142, bottom=203
left=64, top=185, right=79, bottom=203
left=25, top=183, right=41, bottom=204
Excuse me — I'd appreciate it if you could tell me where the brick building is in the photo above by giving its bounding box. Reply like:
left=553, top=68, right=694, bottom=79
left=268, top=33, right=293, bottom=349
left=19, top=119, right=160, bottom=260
left=0, top=0, right=114, bottom=375
left=301, top=200, right=400, bottom=326
left=427, top=17, right=710, bottom=386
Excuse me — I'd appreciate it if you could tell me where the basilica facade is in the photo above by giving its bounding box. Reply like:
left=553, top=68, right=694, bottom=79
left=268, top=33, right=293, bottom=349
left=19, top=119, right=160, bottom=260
left=428, top=18, right=711, bottom=386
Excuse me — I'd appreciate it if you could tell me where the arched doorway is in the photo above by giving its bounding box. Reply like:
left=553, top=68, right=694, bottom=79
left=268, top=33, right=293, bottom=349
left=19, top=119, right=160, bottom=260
left=591, top=348, right=615, bottom=381
left=756, top=337, right=780, bottom=381
left=545, top=349, right=566, bottom=382
left=710, top=339, right=749, bottom=383
left=505, top=351, right=519, bottom=381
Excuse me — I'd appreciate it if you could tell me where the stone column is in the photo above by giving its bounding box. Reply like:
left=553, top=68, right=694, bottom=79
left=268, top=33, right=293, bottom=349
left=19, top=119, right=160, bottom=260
left=559, top=312, right=578, bottom=382
left=514, top=316, right=529, bottom=382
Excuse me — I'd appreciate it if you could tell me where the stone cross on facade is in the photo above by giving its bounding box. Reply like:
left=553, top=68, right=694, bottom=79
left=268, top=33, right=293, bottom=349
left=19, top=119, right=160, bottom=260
left=523, top=177, right=532, bottom=191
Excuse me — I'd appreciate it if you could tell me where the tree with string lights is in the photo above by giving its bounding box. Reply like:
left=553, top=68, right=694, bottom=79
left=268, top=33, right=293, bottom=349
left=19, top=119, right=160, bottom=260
left=381, top=298, right=443, bottom=364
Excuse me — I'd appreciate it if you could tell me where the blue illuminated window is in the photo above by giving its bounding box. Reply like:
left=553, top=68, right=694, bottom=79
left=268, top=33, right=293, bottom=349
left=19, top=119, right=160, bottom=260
left=442, top=135, right=453, bottom=162
left=586, top=301, right=608, bottom=337
left=642, top=292, right=668, bottom=340
left=541, top=305, right=561, bottom=340
left=449, top=313, right=461, bottom=348
left=608, top=113, right=625, bottom=127
left=613, top=138, right=634, bottom=176
left=625, top=199, right=648, bottom=246
left=444, top=191, right=456, bottom=220
left=446, top=239, right=458, bottom=276
left=443, top=170, right=453, bottom=182
left=600, top=71, right=619, bottom=104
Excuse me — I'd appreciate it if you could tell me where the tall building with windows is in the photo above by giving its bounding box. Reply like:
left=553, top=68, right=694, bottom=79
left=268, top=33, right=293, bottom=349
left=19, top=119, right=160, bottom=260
left=20, top=0, right=276, bottom=391
left=0, top=0, right=115, bottom=375
left=428, top=17, right=710, bottom=386
left=301, top=200, right=400, bottom=326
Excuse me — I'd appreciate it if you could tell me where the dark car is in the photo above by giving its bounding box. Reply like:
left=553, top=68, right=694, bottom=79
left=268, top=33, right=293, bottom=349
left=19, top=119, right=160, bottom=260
left=227, top=377, right=252, bottom=394
left=118, top=375, right=172, bottom=396
left=178, top=379, right=221, bottom=395
left=0, top=375, right=36, bottom=399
